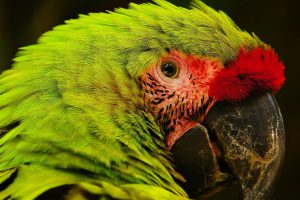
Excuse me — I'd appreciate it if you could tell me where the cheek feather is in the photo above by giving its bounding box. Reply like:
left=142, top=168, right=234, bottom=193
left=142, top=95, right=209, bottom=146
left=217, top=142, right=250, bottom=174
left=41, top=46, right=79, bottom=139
left=142, top=73, right=171, bottom=105
left=140, top=52, right=222, bottom=138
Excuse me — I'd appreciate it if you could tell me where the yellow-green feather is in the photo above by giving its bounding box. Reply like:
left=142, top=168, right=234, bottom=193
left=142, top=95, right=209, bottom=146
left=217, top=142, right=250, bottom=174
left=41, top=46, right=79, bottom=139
left=0, top=0, right=264, bottom=199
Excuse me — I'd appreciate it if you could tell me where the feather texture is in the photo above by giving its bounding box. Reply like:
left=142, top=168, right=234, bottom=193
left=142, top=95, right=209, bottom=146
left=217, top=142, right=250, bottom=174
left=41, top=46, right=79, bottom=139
left=0, top=0, right=264, bottom=199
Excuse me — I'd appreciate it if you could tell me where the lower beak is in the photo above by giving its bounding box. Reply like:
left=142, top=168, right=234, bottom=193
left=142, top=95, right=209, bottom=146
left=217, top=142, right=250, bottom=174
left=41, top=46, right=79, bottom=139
left=171, top=93, right=285, bottom=200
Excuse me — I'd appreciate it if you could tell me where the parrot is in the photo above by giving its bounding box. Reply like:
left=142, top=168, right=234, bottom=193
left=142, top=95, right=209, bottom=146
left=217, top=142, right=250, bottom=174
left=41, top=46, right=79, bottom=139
left=0, top=0, right=285, bottom=200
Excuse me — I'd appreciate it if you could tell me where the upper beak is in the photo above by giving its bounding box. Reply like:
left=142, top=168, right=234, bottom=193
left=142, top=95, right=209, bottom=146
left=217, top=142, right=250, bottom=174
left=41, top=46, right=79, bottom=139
left=171, top=93, right=285, bottom=200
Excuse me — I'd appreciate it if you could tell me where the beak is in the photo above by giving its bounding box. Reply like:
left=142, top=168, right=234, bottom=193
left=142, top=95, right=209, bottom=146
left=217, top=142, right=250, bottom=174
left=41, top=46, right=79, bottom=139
left=171, top=93, right=285, bottom=200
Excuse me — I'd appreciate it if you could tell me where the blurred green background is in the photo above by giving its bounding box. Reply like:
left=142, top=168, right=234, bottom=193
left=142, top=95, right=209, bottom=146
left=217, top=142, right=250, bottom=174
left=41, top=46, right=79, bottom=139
left=0, top=0, right=299, bottom=199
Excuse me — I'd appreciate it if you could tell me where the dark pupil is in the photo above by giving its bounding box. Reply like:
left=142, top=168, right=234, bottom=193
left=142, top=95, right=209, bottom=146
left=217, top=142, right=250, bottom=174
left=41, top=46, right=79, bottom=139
left=161, top=62, right=177, bottom=78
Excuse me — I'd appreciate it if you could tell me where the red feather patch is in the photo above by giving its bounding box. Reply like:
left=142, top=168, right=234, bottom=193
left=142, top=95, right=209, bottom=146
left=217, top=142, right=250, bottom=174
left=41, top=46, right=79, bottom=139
left=209, top=47, right=285, bottom=101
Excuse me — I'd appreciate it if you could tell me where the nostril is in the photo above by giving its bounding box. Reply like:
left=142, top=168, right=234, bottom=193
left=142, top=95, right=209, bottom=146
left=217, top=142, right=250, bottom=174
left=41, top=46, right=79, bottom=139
left=236, top=74, right=246, bottom=80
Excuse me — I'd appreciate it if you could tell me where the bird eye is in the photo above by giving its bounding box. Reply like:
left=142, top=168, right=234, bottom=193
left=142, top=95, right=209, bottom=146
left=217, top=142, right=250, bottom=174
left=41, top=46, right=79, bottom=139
left=160, top=61, right=179, bottom=78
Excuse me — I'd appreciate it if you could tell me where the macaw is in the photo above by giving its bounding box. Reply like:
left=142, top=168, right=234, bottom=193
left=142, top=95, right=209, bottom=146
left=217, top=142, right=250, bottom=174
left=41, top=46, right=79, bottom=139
left=0, top=0, right=285, bottom=199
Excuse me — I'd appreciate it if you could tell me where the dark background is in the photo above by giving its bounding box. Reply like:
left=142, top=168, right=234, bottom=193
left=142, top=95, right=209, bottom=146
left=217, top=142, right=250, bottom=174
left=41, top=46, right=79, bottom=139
left=0, top=0, right=299, bottom=199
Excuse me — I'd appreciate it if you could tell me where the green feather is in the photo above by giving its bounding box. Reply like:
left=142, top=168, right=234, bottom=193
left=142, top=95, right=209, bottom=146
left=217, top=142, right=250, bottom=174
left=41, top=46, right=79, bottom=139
left=0, top=0, right=265, bottom=199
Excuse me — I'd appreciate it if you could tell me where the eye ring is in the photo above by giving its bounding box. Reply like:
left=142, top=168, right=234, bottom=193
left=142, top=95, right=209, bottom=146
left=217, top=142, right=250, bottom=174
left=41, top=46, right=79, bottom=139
left=160, top=61, right=180, bottom=78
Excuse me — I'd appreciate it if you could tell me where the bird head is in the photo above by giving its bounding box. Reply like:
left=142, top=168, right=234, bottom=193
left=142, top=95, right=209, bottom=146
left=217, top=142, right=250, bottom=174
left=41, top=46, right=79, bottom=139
left=136, top=1, right=285, bottom=199
left=0, top=0, right=285, bottom=199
